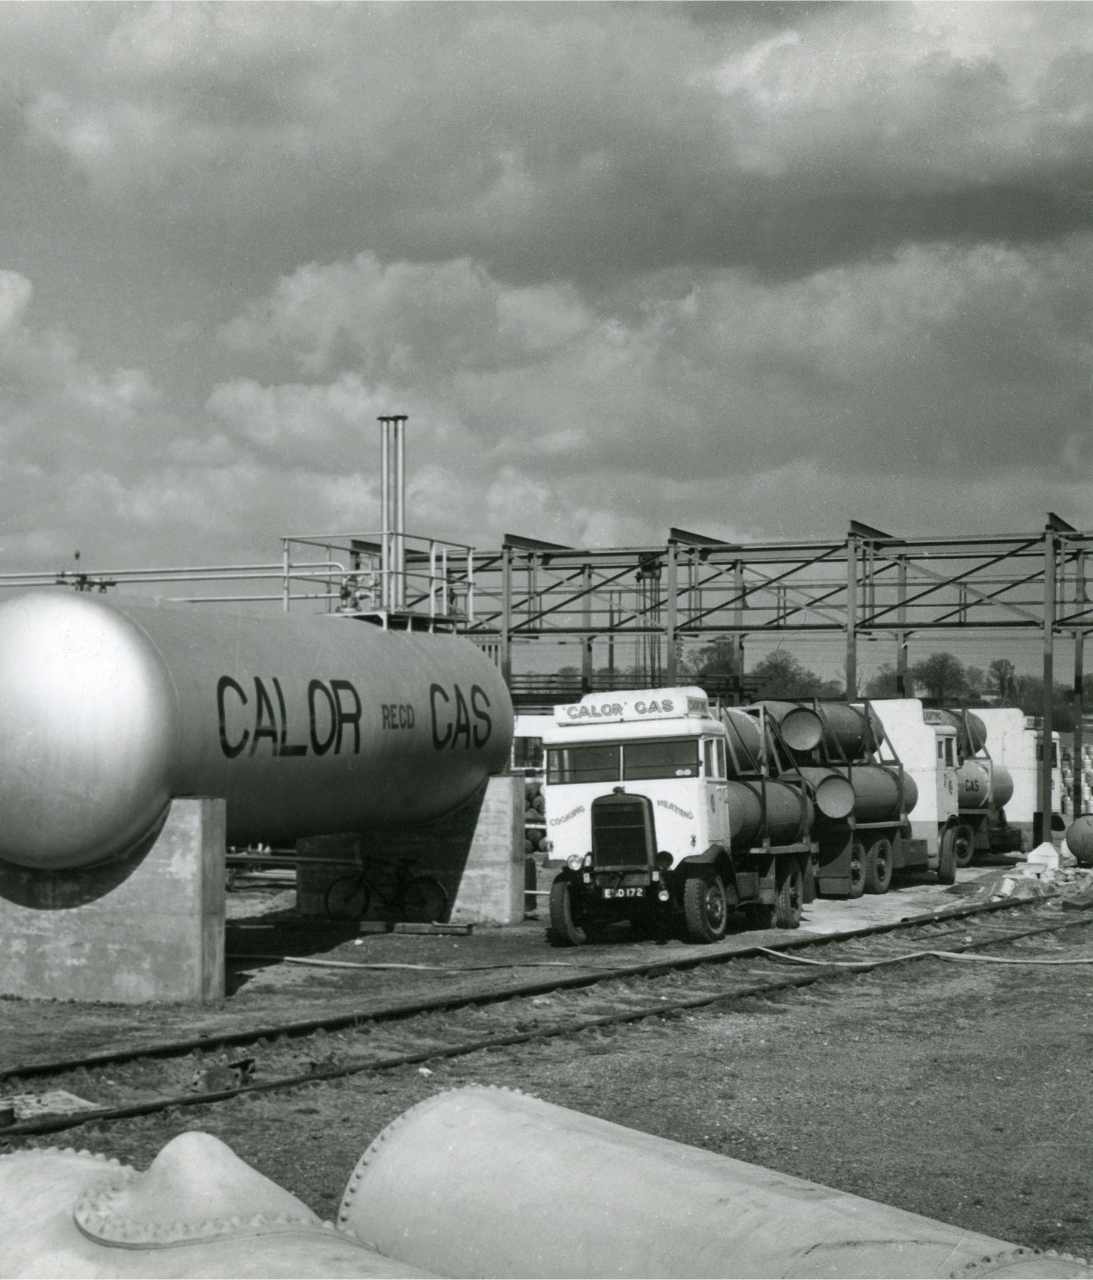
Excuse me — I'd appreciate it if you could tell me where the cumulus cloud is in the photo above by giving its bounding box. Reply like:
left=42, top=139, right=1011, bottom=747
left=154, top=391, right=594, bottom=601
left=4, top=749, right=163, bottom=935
left=8, top=4, right=1093, bottom=280
left=0, top=3, right=1090, bottom=575
left=213, top=235, right=1093, bottom=517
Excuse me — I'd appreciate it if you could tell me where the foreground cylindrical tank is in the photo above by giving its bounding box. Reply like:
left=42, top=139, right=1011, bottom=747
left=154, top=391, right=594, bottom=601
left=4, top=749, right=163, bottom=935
left=754, top=700, right=824, bottom=752
left=725, top=779, right=811, bottom=848
left=340, top=1086, right=1090, bottom=1279
left=0, top=590, right=512, bottom=871
left=788, top=766, right=856, bottom=820
left=817, top=702, right=884, bottom=760
left=1065, top=814, right=1093, bottom=867
left=958, top=759, right=1015, bottom=812
left=826, top=764, right=919, bottom=824
left=0, top=1132, right=426, bottom=1278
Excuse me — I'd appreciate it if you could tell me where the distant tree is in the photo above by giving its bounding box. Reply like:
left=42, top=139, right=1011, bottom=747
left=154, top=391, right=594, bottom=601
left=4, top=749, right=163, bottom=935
left=749, top=650, right=843, bottom=700
left=864, top=664, right=901, bottom=698
left=684, top=636, right=740, bottom=680
left=964, top=666, right=986, bottom=701
left=909, top=652, right=967, bottom=703
left=987, top=658, right=1017, bottom=704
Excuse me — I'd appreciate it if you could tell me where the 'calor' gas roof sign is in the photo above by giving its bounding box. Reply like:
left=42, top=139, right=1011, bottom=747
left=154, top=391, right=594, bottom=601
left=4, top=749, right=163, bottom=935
left=553, top=687, right=710, bottom=727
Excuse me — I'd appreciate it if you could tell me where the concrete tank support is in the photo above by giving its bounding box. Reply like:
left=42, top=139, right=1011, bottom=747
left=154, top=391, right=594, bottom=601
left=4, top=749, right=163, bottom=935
left=0, top=798, right=225, bottom=1004
left=340, top=1087, right=1091, bottom=1279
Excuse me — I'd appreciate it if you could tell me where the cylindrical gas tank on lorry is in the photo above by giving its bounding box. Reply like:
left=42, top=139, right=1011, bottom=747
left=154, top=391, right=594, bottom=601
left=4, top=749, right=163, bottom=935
left=788, top=766, right=856, bottom=820
left=725, top=779, right=812, bottom=848
left=939, top=708, right=989, bottom=758
left=755, top=700, right=825, bottom=753
left=818, top=702, right=884, bottom=760
left=719, top=707, right=763, bottom=770
left=957, top=759, right=1014, bottom=812
left=826, top=764, right=919, bottom=824
left=0, top=590, right=512, bottom=872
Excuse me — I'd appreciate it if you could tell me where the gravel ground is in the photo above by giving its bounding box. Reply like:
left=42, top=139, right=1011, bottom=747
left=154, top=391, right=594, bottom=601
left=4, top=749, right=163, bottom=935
left=3, top=871, right=1092, bottom=1268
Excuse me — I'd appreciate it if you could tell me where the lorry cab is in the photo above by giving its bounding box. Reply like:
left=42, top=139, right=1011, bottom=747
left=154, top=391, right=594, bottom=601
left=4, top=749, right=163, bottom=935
left=542, top=688, right=812, bottom=946
left=969, top=708, right=1064, bottom=848
left=542, top=687, right=730, bottom=871
left=866, top=700, right=959, bottom=857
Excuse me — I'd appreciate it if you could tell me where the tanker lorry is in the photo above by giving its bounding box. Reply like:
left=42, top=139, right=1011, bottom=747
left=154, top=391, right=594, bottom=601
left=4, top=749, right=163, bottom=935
left=542, top=687, right=815, bottom=945
left=758, top=698, right=949, bottom=897
left=930, top=708, right=1018, bottom=863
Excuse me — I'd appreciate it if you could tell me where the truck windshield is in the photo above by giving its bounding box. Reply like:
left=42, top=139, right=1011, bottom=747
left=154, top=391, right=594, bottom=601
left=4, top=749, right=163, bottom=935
left=547, top=744, right=620, bottom=784
left=623, top=738, right=700, bottom=780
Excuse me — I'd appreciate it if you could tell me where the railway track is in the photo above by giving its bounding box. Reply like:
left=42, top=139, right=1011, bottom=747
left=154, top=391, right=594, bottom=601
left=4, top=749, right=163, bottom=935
left=3, top=895, right=1090, bottom=1139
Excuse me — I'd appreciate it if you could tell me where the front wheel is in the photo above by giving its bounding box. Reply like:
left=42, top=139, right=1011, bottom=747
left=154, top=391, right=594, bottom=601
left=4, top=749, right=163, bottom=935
left=683, top=872, right=729, bottom=943
left=864, top=837, right=893, bottom=895
left=774, top=859, right=803, bottom=929
left=952, top=823, right=975, bottom=868
left=547, top=878, right=587, bottom=947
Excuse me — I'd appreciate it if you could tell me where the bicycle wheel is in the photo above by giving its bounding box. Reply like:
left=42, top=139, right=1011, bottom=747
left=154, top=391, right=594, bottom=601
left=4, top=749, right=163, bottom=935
left=402, top=875, right=450, bottom=923
left=324, top=874, right=371, bottom=921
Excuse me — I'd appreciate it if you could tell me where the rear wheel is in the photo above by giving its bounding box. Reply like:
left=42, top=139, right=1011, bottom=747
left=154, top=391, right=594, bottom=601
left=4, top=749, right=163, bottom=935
left=952, top=823, right=975, bottom=868
left=802, top=855, right=817, bottom=904
left=864, top=837, right=893, bottom=895
left=547, top=878, right=587, bottom=947
left=683, top=872, right=729, bottom=943
left=743, top=901, right=776, bottom=930
left=847, top=841, right=866, bottom=899
left=938, top=828, right=958, bottom=884
left=774, top=858, right=803, bottom=929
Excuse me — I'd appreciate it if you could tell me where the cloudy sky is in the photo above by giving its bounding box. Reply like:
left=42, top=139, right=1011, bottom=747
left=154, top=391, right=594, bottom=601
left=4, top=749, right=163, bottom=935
left=1, top=1, right=1091, bottom=580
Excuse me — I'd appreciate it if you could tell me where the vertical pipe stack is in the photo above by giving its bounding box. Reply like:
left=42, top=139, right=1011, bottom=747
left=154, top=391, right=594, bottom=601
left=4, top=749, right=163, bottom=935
left=378, top=415, right=408, bottom=611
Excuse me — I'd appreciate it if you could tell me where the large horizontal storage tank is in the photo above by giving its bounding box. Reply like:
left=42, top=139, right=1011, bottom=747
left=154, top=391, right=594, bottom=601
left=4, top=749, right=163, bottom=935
left=725, top=779, right=812, bottom=848
left=0, top=590, right=512, bottom=872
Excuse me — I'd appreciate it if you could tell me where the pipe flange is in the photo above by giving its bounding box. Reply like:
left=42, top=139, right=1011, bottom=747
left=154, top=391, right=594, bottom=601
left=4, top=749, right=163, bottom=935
left=74, top=1176, right=327, bottom=1251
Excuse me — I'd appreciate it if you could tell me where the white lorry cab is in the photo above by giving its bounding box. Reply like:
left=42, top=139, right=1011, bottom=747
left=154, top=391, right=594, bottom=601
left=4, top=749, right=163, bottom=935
left=851, top=700, right=963, bottom=878
left=542, top=688, right=813, bottom=946
left=969, top=708, right=1064, bottom=848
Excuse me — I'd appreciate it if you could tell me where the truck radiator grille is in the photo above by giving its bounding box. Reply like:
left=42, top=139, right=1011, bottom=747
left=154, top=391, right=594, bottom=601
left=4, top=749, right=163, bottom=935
left=591, top=795, right=654, bottom=870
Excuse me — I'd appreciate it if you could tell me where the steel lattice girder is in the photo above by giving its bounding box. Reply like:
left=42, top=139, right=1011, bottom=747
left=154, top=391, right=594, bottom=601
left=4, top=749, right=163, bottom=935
left=461, top=521, right=1093, bottom=641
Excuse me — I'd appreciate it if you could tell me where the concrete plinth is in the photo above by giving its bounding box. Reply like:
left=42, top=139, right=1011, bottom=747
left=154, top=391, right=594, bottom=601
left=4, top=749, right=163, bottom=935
left=297, top=775, right=524, bottom=926
left=0, top=798, right=225, bottom=1004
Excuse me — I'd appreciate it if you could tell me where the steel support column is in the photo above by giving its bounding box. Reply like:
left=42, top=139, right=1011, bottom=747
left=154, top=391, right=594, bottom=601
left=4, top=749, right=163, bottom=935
left=896, top=555, right=909, bottom=696
left=666, top=542, right=679, bottom=684
left=845, top=535, right=859, bottom=699
left=1074, top=627, right=1084, bottom=819
left=1039, top=528, right=1057, bottom=842
left=582, top=563, right=593, bottom=693
left=500, top=543, right=513, bottom=685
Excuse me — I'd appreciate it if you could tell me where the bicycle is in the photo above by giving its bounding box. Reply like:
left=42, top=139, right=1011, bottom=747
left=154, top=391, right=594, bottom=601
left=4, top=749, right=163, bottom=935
left=324, top=861, right=451, bottom=924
